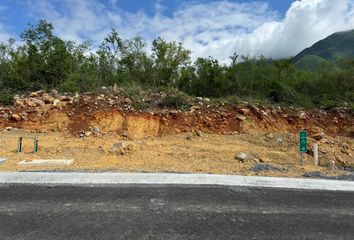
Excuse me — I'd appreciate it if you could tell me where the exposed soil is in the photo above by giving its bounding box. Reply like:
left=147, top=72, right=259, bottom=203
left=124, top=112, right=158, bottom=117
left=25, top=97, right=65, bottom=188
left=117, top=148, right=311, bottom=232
left=0, top=91, right=353, bottom=177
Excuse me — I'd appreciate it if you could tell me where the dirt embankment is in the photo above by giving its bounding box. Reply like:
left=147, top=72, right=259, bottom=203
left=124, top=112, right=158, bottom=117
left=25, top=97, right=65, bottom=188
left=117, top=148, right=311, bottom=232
left=0, top=90, right=353, bottom=176
left=0, top=91, right=353, bottom=139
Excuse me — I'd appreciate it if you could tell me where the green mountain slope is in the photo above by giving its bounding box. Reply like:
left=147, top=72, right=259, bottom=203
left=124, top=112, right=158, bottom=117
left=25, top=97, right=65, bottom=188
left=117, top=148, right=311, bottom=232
left=294, top=55, right=333, bottom=71
left=293, top=29, right=354, bottom=65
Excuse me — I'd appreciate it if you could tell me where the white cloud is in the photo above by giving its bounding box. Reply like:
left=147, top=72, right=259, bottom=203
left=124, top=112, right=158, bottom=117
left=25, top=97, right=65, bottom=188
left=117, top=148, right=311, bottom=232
left=236, top=0, right=354, bottom=59
left=26, top=0, right=354, bottom=62
left=0, top=5, right=11, bottom=42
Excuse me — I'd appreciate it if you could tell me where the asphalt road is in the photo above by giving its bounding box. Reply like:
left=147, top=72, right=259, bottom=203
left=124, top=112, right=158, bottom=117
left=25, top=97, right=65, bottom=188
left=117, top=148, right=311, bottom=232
left=0, top=184, right=353, bottom=240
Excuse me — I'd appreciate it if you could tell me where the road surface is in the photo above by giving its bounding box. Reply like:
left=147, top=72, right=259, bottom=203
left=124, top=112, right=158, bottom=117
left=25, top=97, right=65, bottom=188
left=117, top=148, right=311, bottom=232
left=0, top=184, right=353, bottom=239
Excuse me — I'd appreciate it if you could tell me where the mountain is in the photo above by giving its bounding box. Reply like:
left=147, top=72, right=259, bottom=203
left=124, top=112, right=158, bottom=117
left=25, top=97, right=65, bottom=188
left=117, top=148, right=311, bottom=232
left=294, top=55, right=333, bottom=72
left=293, top=29, right=354, bottom=69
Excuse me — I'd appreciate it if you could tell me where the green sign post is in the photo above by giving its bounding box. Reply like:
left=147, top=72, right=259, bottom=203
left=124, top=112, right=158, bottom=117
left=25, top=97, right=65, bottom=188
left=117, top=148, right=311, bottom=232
left=34, top=138, right=38, bottom=153
left=299, top=131, right=307, bottom=166
left=17, top=137, right=23, bottom=153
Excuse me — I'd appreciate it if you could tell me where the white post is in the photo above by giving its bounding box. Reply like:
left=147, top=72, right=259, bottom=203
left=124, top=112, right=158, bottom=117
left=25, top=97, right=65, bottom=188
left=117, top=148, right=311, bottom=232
left=313, top=143, right=318, bottom=166
left=328, top=160, right=336, bottom=171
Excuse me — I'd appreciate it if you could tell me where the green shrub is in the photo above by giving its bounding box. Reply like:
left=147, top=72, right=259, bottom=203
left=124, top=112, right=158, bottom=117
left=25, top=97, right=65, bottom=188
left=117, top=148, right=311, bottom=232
left=0, top=90, right=14, bottom=105
left=160, top=94, right=190, bottom=109
left=133, top=101, right=149, bottom=110
left=61, top=79, right=80, bottom=93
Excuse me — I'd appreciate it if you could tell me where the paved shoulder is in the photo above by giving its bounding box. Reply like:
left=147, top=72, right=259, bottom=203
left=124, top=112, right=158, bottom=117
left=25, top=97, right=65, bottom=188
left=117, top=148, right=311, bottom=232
left=0, top=184, right=353, bottom=239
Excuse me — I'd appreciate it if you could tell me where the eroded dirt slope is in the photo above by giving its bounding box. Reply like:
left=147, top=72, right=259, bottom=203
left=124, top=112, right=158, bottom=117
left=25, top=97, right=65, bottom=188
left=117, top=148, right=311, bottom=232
left=0, top=91, right=353, bottom=177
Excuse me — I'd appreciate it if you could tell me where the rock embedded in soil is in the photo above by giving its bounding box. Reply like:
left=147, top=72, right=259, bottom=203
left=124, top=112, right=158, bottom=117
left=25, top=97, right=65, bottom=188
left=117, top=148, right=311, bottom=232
left=237, top=108, right=250, bottom=115
left=195, top=130, right=202, bottom=137
left=31, top=98, right=45, bottom=107
left=113, top=142, right=125, bottom=148
left=236, top=152, right=248, bottom=162
left=125, top=144, right=135, bottom=151
left=252, top=163, right=285, bottom=173
left=42, top=94, right=54, bottom=104
left=299, top=112, right=307, bottom=120
left=53, top=99, right=60, bottom=108
left=311, top=133, right=324, bottom=141
left=236, top=115, right=246, bottom=121
left=341, top=148, right=350, bottom=155
left=50, top=89, right=59, bottom=98
left=11, top=113, right=21, bottom=121
left=84, top=131, right=92, bottom=137
left=91, top=126, right=101, bottom=136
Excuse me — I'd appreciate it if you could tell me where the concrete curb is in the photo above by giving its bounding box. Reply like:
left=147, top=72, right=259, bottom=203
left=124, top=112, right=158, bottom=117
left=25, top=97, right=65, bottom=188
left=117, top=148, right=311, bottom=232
left=0, top=172, right=354, bottom=191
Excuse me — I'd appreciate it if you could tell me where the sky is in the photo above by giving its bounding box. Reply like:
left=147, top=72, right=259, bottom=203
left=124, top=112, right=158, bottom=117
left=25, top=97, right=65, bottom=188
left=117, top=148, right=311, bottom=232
left=0, top=0, right=353, bottom=62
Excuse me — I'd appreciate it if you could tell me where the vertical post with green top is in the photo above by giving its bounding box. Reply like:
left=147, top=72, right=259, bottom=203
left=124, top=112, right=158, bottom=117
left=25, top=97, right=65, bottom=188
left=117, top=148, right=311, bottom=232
left=34, top=138, right=38, bottom=153
left=299, top=131, right=308, bottom=166
left=17, top=137, right=23, bottom=153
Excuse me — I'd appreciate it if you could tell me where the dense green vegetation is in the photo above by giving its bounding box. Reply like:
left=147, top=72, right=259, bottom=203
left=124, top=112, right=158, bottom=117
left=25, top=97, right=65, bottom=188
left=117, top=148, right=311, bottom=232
left=0, top=20, right=353, bottom=108
left=294, top=55, right=333, bottom=72
left=293, top=29, right=354, bottom=65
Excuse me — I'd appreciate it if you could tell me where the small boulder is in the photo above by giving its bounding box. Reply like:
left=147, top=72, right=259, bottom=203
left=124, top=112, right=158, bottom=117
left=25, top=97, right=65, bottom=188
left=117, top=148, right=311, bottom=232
left=91, top=126, right=101, bottom=135
left=84, top=131, right=92, bottom=137
left=27, top=100, right=37, bottom=107
left=31, top=98, right=45, bottom=107
left=42, top=94, right=54, bottom=104
left=61, top=96, right=73, bottom=102
left=121, top=131, right=130, bottom=139
left=237, top=108, right=250, bottom=115
left=113, top=142, right=125, bottom=148
left=53, top=99, right=60, bottom=108
left=341, top=148, right=350, bottom=155
left=125, top=144, right=135, bottom=151
left=30, top=92, right=39, bottom=97
left=11, top=113, right=21, bottom=121
left=14, top=99, right=25, bottom=107
left=236, top=115, right=246, bottom=121
left=50, top=89, right=59, bottom=98
left=236, top=152, right=248, bottom=162
left=311, top=133, right=324, bottom=141
left=195, top=130, right=202, bottom=137
left=299, top=112, right=307, bottom=120
left=266, top=133, right=274, bottom=139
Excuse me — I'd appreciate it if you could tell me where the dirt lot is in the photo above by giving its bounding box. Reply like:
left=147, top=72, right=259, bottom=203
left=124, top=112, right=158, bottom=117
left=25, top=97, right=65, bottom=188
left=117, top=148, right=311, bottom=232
left=0, top=129, right=352, bottom=179
left=0, top=91, right=353, bottom=179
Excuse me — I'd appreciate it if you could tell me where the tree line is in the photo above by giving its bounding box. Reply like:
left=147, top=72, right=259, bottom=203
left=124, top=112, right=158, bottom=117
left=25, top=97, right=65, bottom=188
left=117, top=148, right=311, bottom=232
left=0, top=20, right=353, bottom=108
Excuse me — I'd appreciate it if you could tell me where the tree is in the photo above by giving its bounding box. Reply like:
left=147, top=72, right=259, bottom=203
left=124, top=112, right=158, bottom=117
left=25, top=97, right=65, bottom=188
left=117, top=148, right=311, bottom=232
left=11, top=20, right=72, bottom=89
left=151, top=37, right=191, bottom=87
left=191, top=57, right=228, bottom=97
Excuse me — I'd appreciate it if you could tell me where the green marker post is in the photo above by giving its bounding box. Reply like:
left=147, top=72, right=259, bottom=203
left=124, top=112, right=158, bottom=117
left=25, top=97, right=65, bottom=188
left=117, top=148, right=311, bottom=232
left=17, top=137, right=23, bottom=153
left=34, top=138, right=38, bottom=153
left=299, top=131, right=308, bottom=166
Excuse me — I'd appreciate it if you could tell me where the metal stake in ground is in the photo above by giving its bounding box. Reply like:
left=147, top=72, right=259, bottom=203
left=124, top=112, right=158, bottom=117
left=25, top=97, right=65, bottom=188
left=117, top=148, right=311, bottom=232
left=17, top=137, right=23, bottom=153
left=34, top=138, right=38, bottom=153
left=299, top=131, right=308, bottom=166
